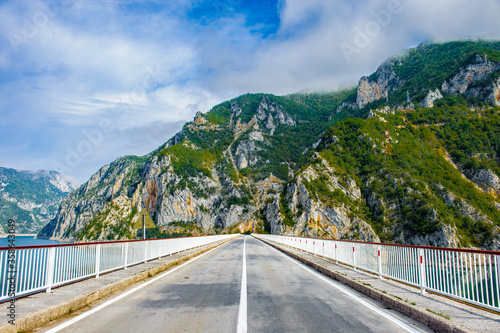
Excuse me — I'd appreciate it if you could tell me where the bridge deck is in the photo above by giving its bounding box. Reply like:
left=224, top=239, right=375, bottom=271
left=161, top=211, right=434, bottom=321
left=35, top=236, right=428, bottom=333
left=0, top=235, right=497, bottom=332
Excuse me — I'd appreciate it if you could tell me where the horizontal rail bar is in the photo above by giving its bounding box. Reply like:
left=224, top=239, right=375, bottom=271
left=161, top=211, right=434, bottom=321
left=0, top=234, right=236, bottom=250
left=0, top=234, right=237, bottom=302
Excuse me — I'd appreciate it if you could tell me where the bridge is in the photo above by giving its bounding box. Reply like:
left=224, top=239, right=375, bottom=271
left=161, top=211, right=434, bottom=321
left=0, top=235, right=499, bottom=332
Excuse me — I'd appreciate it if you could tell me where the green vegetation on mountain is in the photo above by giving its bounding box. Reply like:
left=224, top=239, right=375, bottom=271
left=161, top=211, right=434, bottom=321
left=154, top=90, right=364, bottom=187
left=0, top=169, right=68, bottom=203
left=74, top=208, right=135, bottom=241
left=406, top=95, right=500, bottom=175
left=72, top=197, right=138, bottom=240
left=40, top=40, right=500, bottom=249
left=389, top=41, right=500, bottom=104
left=308, top=98, right=500, bottom=246
left=0, top=168, right=75, bottom=234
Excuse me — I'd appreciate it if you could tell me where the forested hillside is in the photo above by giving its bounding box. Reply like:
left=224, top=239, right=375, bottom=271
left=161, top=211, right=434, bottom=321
left=288, top=98, right=499, bottom=248
left=39, top=41, right=500, bottom=249
left=0, top=168, right=75, bottom=234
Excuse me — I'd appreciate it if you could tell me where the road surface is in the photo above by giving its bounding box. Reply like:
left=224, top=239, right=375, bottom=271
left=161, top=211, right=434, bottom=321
left=40, top=236, right=429, bottom=333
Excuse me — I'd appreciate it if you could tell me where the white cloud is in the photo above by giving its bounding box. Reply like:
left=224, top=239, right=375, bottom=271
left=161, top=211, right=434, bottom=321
left=403, top=0, right=500, bottom=41
left=1, top=0, right=500, bottom=184
left=202, top=0, right=500, bottom=96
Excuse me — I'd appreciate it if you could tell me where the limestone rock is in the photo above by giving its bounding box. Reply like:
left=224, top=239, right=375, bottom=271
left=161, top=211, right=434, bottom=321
left=442, top=54, right=499, bottom=95
left=257, top=96, right=296, bottom=133
left=441, top=54, right=500, bottom=106
left=0, top=168, right=76, bottom=234
left=420, top=89, right=443, bottom=108
left=234, top=131, right=263, bottom=169
left=462, top=168, right=500, bottom=194
left=230, top=102, right=242, bottom=124
left=237, top=155, right=248, bottom=169
left=466, top=77, right=500, bottom=106
left=193, top=111, right=208, bottom=125
left=356, top=61, right=404, bottom=109
left=262, top=153, right=378, bottom=241
left=335, top=102, right=356, bottom=114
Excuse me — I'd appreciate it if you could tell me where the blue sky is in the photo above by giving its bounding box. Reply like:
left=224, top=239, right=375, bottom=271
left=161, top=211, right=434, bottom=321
left=1, top=0, right=500, bottom=185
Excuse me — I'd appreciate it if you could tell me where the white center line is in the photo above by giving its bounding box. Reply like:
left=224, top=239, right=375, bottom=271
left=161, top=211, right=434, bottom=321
left=260, top=238, right=421, bottom=333
left=236, top=236, right=247, bottom=333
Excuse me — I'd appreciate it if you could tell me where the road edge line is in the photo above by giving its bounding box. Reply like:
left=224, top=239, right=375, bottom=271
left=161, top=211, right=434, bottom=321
left=254, top=236, right=474, bottom=333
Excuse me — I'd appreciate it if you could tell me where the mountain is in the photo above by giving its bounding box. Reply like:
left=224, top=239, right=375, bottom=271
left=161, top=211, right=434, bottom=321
left=39, top=41, right=500, bottom=249
left=38, top=91, right=360, bottom=241
left=0, top=168, right=76, bottom=235
left=335, top=41, right=500, bottom=111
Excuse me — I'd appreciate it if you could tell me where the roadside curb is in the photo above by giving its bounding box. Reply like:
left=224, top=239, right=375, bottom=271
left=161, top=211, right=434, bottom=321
left=257, top=237, right=475, bottom=333
left=0, top=237, right=236, bottom=333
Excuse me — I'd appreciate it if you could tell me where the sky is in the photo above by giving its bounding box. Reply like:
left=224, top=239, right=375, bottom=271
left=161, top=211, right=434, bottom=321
left=1, top=0, right=500, bottom=185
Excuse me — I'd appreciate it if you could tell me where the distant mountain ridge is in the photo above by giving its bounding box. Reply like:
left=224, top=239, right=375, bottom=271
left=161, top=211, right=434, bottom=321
left=39, top=40, right=500, bottom=249
left=0, top=167, right=76, bottom=235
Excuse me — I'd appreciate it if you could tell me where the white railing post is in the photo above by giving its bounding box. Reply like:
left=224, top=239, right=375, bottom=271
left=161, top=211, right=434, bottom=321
left=495, top=255, right=500, bottom=308
left=335, top=242, right=338, bottom=263
left=95, top=244, right=101, bottom=279
left=45, top=247, right=56, bottom=293
left=144, top=241, right=148, bottom=263
left=124, top=242, right=129, bottom=269
left=378, top=245, right=382, bottom=279
left=353, top=244, right=356, bottom=270
left=419, top=248, right=426, bottom=295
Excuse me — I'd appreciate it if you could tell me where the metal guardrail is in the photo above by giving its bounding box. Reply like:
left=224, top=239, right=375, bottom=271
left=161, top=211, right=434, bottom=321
left=256, top=234, right=500, bottom=312
left=0, top=234, right=236, bottom=302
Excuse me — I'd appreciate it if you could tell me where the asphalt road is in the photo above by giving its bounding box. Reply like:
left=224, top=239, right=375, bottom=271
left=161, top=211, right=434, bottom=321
left=41, top=236, right=430, bottom=333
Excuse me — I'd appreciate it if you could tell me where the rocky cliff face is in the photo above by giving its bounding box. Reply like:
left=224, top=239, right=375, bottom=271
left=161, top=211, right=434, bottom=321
left=0, top=168, right=76, bottom=234
left=39, top=95, right=342, bottom=241
left=356, top=61, right=404, bottom=109
left=442, top=54, right=500, bottom=105
left=39, top=156, right=146, bottom=240
left=462, top=168, right=500, bottom=196
left=275, top=154, right=379, bottom=242
left=354, top=48, right=500, bottom=111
